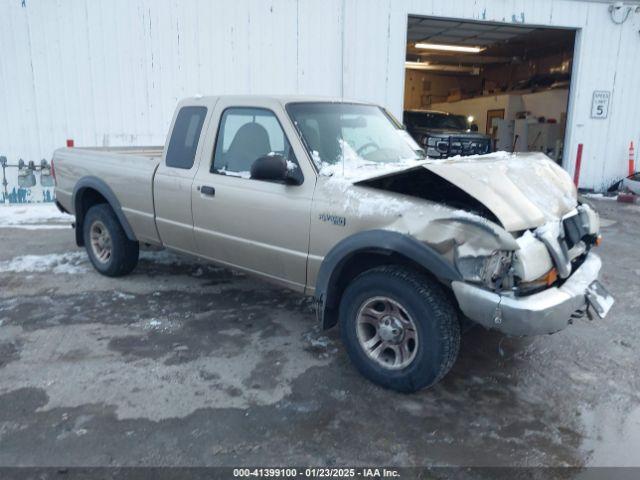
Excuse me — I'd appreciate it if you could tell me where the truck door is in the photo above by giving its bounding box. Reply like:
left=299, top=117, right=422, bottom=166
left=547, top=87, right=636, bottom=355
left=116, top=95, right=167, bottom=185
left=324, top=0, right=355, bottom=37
left=191, top=100, right=315, bottom=291
left=154, top=104, right=210, bottom=253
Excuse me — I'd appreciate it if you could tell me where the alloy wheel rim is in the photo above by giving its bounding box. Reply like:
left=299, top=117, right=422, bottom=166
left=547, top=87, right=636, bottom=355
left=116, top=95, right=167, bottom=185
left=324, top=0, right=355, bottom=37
left=89, top=220, right=112, bottom=264
left=356, top=296, right=418, bottom=370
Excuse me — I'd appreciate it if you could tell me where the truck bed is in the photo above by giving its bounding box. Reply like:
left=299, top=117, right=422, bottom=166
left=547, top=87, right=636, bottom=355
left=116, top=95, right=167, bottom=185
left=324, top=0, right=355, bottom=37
left=73, top=146, right=164, bottom=158
left=53, top=146, right=164, bottom=244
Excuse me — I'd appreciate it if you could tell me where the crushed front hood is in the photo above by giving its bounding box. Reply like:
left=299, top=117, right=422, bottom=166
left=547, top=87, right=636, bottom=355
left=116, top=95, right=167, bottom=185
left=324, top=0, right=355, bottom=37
left=354, top=152, right=578, bottom=231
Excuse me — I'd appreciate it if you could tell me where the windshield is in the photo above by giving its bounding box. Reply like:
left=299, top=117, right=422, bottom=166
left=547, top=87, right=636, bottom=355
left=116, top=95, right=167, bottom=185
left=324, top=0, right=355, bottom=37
left=405, top=111, right=468, bottom=130
left=287, top=103, right=426, bottom=174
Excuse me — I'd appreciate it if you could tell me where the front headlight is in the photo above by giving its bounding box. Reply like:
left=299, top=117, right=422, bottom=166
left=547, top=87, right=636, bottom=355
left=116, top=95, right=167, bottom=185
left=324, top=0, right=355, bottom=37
left=456, top=250, right=513, bottom=290
left=425, top=136, right=437, bottom=146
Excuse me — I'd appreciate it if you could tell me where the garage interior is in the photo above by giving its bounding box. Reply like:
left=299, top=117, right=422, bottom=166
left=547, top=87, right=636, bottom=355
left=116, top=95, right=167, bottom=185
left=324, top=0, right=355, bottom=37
left=404, top=16, right=576, bottom=162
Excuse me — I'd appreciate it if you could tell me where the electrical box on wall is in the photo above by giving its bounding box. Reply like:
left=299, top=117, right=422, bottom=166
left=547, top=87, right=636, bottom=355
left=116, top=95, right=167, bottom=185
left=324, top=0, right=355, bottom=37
left=493, top=119, right=515, bottom=151
left=513, top=119, right=534, bottom=152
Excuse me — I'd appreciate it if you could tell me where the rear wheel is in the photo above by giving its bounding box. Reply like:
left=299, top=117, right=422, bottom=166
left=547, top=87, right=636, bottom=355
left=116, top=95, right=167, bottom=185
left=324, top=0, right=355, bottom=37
left=83, top=204, right=139, bottom=277
left=339, top=265, right=460, bottom=392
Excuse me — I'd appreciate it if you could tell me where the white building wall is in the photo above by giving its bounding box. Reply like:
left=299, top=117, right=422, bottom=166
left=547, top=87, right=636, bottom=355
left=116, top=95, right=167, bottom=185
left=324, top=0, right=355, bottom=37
left=1, top=0, right=639, bottom=198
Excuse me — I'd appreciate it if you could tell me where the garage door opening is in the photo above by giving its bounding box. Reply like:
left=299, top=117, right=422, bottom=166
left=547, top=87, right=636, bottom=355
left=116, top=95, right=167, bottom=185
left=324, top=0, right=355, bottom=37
left=403, top=16, right=576, bottom=164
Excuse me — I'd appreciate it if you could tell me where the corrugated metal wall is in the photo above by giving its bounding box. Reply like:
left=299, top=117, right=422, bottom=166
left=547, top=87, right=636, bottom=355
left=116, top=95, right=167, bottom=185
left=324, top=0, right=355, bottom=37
left=1, top=0, right=639, bottom=195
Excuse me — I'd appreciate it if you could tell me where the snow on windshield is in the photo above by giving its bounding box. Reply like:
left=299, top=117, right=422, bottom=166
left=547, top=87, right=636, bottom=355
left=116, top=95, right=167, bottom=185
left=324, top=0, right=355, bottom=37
left=287, top=102, right=427, bottom=180
left=317, top=139, right=425, bottom=181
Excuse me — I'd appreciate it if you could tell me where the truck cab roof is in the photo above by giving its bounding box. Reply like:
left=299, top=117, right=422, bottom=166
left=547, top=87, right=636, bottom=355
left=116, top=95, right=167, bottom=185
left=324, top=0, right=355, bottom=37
left=180, top=95, right=371, bottom=106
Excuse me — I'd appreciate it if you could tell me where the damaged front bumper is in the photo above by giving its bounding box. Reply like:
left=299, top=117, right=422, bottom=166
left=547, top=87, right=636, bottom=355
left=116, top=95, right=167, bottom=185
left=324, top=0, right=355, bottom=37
left=451, top=253, right=610, bottom=336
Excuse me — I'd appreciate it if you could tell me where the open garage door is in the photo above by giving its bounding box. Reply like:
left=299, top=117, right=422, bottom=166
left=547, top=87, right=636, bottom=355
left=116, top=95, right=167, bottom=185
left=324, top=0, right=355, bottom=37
left=403, top=16, right=576, bottom=164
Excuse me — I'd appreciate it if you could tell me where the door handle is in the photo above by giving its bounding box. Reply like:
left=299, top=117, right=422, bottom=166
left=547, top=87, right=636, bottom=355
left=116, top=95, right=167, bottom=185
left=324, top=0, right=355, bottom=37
left=199, top=185, right=215, bottom=196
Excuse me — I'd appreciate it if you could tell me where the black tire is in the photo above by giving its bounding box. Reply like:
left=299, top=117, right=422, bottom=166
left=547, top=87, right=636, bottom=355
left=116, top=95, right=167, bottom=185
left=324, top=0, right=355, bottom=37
left=82, top=204, right=139, bottom=277
left=339, top=265, right=460, bottom=393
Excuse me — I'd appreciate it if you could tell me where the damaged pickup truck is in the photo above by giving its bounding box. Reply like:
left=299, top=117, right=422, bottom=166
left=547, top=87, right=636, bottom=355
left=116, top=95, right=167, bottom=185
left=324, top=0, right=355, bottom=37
left=52, top=96, right=613, bottom=392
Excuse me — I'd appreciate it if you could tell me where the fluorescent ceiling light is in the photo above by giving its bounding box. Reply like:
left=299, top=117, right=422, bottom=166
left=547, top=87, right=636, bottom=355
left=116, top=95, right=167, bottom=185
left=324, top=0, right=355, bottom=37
left=415, top=42, right=485, bottom=53
left=405, top=61, right=480, bottom=75
left=405, top=61, right=430, bottom=68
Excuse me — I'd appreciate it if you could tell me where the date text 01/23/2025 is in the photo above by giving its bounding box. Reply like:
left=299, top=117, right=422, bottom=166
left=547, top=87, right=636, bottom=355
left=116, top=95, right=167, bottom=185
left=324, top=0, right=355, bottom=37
left=233, top=467, right=400, bottom=477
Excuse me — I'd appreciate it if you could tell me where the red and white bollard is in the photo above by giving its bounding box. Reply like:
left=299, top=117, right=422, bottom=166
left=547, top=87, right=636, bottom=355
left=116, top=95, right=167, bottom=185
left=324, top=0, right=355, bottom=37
left=573, top=143, right=584, bottom=187
left=629, top=141, right=635, bottom=177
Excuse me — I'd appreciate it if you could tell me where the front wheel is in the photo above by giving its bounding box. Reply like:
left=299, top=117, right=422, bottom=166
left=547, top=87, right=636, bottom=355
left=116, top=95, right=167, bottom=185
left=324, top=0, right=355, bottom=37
left=339, top=266, right=460, bottom=392
left=83, top=204, right=139, bottom=277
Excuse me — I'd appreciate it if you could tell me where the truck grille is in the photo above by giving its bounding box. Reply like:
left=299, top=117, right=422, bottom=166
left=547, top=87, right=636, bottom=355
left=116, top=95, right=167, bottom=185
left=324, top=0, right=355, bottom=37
left=427, top=136, right=491, bottom=158
left=448, top=137, right=491, bottom=156
left=563, top=212, right=589, bottom=250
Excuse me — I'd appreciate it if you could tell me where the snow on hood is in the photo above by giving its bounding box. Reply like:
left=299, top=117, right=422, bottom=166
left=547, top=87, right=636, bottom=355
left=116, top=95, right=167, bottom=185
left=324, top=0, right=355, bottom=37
left=321, top=150, right=577, bottom=231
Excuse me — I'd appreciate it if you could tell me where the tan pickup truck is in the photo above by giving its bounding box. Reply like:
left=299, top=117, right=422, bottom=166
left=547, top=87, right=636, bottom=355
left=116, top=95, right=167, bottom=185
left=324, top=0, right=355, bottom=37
left=53, top=96, right=613, bottom=392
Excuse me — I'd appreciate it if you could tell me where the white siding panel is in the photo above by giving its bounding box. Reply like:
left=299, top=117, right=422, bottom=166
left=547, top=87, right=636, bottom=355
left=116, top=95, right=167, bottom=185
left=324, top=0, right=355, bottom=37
left=2, top=3, right=39, bottom=162
left=297, top=0, right=343, bottom=96
left=385, top=1, right=409, bottom=119
left=342, top=0, right=395, bottom=104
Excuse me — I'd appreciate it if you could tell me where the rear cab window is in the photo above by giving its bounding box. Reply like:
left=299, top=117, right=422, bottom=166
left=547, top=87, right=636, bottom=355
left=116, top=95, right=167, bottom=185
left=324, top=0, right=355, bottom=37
left=166, top=106, right=208, bottom=169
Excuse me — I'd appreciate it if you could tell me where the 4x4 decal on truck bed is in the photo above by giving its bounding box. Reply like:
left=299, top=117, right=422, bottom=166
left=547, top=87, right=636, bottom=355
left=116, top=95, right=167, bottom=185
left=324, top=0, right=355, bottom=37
left=318, top=213, right=346, bottom=227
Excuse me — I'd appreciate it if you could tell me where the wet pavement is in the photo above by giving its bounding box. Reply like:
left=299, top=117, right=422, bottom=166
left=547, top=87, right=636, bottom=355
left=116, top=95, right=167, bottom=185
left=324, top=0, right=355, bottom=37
left=0, top=198, right=638, bottom=468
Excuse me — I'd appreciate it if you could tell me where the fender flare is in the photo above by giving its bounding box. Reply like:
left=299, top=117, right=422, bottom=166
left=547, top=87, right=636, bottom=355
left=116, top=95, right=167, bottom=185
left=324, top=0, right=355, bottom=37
left=72, top=176, right=137, bottom=245
left=314, top=230, right=462, bottom=329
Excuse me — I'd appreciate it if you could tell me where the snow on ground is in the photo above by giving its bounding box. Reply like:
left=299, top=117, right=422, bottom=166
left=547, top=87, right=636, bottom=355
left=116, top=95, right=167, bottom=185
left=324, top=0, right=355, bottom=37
left=0, top=252, right=88, bottom=274
left=0, top=203, right=72, bottom=229
left=0, top=249, right=192, bottom=275
left=583, top=193, right=618, bottom=201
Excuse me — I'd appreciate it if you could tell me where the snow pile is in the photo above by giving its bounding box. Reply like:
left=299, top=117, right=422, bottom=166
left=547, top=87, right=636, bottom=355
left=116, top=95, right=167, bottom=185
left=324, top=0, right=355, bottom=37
left=114, top=291, right=135, bottom=300
left=443, top=150, right=513, bottom=162
left=582, top=193, right=617, bottom=201
left=0, top=204, right=71, bottom=229
left=317, top=139, right=424, bottom=181
left=302, top=326, right=338, bottom=358
left=314, top=140, right=422, bottom=217
left=316, top=145, right=517, bottom=181
left=0, top=252, right=88, bottom=274
left=216, top=167, right=251, bottom=179
left=0, top=249, right=202, bottom=275
left=139, top=317, right=182, bottom=333
left=286, top=160, right=298, bottom=171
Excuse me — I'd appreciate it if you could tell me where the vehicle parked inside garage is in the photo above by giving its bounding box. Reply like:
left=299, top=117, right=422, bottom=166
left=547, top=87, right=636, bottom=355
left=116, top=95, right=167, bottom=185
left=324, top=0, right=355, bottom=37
left=403, top=109, right=492, bottom=158
left=52, top=95, right=613, bottom=392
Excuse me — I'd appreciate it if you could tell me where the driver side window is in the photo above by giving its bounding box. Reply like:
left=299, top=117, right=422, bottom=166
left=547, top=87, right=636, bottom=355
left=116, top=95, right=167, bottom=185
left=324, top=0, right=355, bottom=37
left=212, top=107, right=300, bottom=181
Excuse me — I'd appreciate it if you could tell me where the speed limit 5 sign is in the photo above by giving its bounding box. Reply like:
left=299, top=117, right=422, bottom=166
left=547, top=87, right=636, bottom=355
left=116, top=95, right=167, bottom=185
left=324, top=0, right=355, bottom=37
left=591, top=90, right=611, bottom=119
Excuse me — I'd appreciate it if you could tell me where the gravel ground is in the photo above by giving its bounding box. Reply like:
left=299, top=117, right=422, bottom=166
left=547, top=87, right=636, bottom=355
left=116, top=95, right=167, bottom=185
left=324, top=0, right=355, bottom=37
left=0, top=198, right=638, bottom=469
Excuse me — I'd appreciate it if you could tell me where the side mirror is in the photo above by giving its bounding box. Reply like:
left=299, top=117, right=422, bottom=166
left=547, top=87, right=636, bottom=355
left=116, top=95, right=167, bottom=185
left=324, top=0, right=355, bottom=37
left=251, top=154, right=301, bottom=185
